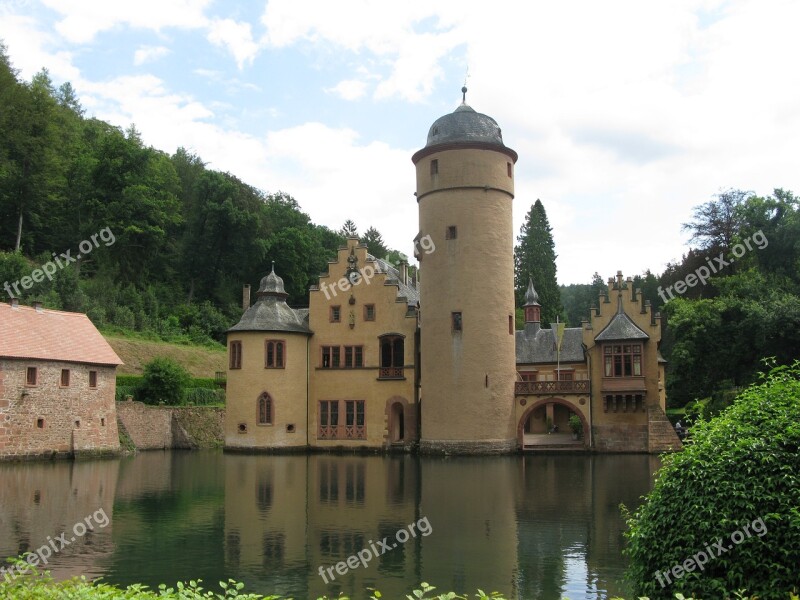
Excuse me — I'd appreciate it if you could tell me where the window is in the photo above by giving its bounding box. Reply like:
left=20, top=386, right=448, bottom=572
left=507, top=162, right=513, bottom=177
left=379, top=335, right=404, bottom=378
left=344, top=346, right=364, bottom=368
left=265, top=340, right=285, bottom=368
left=36, top=418, right=44, bottom=429
left=364, top=304, right=375, bottom=321
left=430, top=159, right=438, bottom=175
left=557, top=370, right=574, bottom=381
left=452, top=312, right=462, bottom=332
left=330, top=306, right=341, bottom=323
left=101, top=417, right=106, bottom=427
left=446, top=225, right=457, bottom=240
left=26, top=367, right=37, bottom=386
left=322, top=346, right=361, bottom=368
left=257, top=393, right=273, bottom=425
left=60, top=369, right=70, bottom=387
left=318, top=400, right=366, bottom=440
left=509, top=315, right=514, bottom=334
left=519, top=371, right=538, bottom=382
left=604, top=344, right=642, bottom=377
left=89, top=370, right=98, bottom=388
left=229, top=341, right=242, bottom=369
left=321, top=346, right=341, bottom=368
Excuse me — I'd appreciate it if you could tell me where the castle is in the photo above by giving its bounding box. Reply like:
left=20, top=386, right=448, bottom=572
left=224, top=91, right=681, bottom=454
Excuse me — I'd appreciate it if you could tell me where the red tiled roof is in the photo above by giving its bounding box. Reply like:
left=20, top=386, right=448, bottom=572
left=0, top=303, right=123, bottom=366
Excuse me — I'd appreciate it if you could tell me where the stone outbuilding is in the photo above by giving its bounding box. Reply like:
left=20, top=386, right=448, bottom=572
left=0, top=299, right=122, bottom=460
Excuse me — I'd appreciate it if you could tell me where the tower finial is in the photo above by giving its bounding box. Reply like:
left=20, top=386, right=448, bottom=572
left=271, top=260, right=275, bottom=273
left=461, top=85, right=467, bottom=104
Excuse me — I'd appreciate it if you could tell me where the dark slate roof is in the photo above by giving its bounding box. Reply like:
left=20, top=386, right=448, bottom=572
left=425, top=103, right=505, bottom=149
left=594, top=310, right=649, bottom=342
left=228, top=266, right=311, bottom=335
left=369, top=255, right=419, bottom=307
left=524, top=279, right=540, bottom=306
left=516, top=324, right=585, bottom=364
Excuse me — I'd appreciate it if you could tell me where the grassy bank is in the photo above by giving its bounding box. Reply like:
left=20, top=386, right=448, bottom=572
left=104, top=333, right=226, bottom=377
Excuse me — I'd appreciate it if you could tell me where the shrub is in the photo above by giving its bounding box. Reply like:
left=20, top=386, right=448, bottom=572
left=135, top=357, right=191, bottom=406
left=184, top=388, right=224, bottom=406
left=624, top=361, right=800, bottom=599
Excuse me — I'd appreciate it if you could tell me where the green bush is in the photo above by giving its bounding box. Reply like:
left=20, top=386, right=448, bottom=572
left=115, top=385, right=137, bottom=402
left=624, top=361, right=800, bottom=599
left=117, top=375, right=144, bottom=388
left=135, top=357, right=191, bottom=406
left=184, top=388, right=224, bottom=406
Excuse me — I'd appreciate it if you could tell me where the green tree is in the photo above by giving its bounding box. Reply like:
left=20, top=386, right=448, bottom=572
left=514, top=199, right=562, bottom=323
left=624, top=361, right=800, bottom=599
left=339, top=219, right=358, bottom=238
left=361, top=226, right=388, bottom=258
left=136, top=357, right=191, bottom=406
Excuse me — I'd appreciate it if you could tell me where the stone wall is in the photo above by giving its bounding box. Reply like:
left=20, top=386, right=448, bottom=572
left=116, top=400, right=224, bottom=450
left=0, top=359, right=119, bottom=460
left=116, top=400, right=173, bottom=449
left=648, top=405, right=683, bottom=453
left=591, top=424, right=649, bottom=452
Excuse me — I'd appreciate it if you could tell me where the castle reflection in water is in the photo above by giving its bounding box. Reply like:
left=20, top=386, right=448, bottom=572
left=0, top=452, right=660, bottom=600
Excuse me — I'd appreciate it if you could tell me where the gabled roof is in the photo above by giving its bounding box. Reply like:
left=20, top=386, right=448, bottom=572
left=516, top=324, right=585, bottom=364
left=594, top=309, right=649, bottom=342
left=0, top=303, right=123, bottom=366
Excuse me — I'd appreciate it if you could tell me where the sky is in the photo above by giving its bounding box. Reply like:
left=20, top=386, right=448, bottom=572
left=1, top=0, right=799, bottom=285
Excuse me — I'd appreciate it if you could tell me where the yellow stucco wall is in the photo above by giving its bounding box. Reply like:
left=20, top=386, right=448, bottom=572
left=225, top=331, right=309, bottom=449
left=582, top=273, right=664, bottom=451
left=308, top=240, right=417, bottom=449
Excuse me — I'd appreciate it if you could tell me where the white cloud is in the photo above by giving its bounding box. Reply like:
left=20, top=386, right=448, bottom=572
left=206, top=18, right=260, bottom=69
left=326, top=79, right=368, bottom=101
left=260, top=0, right=463, bottom=102
left=0, top=12, right=80, bottom=81
left=133, top=45, right=170, bottom=66
left=39, top=0, right=211, bottom=43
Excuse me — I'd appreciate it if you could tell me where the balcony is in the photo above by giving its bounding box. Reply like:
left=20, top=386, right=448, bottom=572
left=378, top=367, right=404, bottom=380
left=514, top=380, right=589, bottom=395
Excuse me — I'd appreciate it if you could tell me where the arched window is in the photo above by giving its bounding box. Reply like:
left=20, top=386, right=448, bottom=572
left=379, top=334, right=404, bottom=379
left=257, top=392, right=274, bottom=425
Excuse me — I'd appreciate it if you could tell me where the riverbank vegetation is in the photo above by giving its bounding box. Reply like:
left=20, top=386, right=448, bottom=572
left=624, top=361, right=800, bottom=599
left=2, top=567, right=796, bottom=600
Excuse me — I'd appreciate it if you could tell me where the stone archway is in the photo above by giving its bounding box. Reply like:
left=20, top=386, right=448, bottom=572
left=517, top=397, right=590, bottom=448
left=384, top=396, right=416, bottom=446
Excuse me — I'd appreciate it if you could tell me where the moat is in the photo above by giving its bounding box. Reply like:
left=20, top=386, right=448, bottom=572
left=0, top=451, right=660, bottom=600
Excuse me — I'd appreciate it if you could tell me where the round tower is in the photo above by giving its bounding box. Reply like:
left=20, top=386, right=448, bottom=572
left=413, top=88, right=518, bottom=453
left=225, top=265, right=311, bottom=451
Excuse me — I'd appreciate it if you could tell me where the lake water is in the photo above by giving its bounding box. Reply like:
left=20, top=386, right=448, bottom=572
left=0, top=451, right=661, bottom=599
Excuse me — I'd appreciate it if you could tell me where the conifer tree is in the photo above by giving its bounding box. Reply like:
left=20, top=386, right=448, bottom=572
left=514, top=199, right=562, bottom=323
left=338, top=219, right=358, bottom=238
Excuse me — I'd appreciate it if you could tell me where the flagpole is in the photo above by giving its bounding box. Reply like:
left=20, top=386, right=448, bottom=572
left=556, top=315, right=560, bottom=384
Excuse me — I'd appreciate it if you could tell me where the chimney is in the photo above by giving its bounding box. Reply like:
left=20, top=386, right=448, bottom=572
left=398, top=260, right=408, bottom=285
left=32, top=301, right=43, bottom=313
left=9, top=298, right=19, bottom=309
left=242, top=284, right=251, bottom=313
